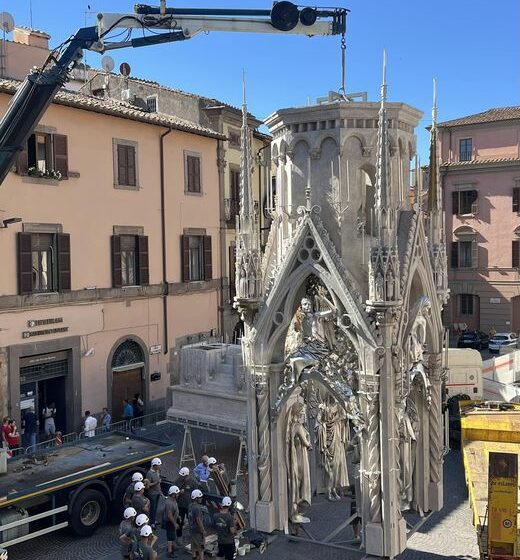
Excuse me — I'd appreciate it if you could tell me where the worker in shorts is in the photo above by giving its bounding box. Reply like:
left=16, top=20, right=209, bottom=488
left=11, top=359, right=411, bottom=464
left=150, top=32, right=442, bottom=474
left=213, top=496, right=237, bottom=560
left=124, top=472, right=144, bottom=507
left=163, top=485, right=180, bottom=558
left=132, top=481, right=150, bottom=515
left=174, top=467, right=199, bottom=541
left=119, top=507, right=137, bottom=559
left=145, top=457, right=163, bottom=528
left=188, top=489, right=206, bottom=560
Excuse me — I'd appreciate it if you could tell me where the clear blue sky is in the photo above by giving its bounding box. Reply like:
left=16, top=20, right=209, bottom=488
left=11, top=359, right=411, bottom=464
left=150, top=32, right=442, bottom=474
left=4, top=0, right=520, bottom=159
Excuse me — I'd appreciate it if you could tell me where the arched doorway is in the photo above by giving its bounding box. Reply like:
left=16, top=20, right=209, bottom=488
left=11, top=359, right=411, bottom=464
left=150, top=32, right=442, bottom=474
left=110, top=338, right=145, bottom=421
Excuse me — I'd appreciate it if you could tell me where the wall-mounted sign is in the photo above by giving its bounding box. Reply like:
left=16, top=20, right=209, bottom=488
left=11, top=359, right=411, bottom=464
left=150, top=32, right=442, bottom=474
left=150, top=345, right=162, bottom=354
left=22, top=326, right=69, bottom=339
left=27, top=317, right=63, bottom=328
left=490, top=298, right=501, bottom=304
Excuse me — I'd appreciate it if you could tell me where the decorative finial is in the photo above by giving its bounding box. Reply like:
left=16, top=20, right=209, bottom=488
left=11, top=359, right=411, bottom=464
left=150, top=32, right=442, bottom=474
left=432, top=78, right=437, bottom=126
left=381, top=49, right=387, bottom=102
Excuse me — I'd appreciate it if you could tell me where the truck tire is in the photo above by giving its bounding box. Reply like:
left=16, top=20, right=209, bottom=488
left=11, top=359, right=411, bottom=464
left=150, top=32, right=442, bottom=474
left=70, top=488, right=107, bottom=536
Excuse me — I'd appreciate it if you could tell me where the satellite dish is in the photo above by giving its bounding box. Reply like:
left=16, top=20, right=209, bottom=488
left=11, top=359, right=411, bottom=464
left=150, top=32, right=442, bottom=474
left=101, top=55, right=115, bottom=73
left=0, top=12, right=15, bottom=34
left=270, top=1, right=299, bottom=32
left=119, top=62, right=131, bottom=77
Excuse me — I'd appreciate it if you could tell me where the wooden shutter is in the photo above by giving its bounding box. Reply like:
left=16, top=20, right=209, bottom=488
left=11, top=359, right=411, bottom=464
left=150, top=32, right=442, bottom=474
left=111, top=235, right=122, bottom=288
left=451, top=241, right=459, bottom=268
left=17, top=232, right=33, bottom=294
left=16, top=140, right=29, bottom=176
left=452, top=191, right=459, bottom=215
left=471, top=239, right=478, bottom=268
left=137, top=235, right=149, bottom=285
left=470, top=190, right=479, bottom=214
left=229, top=244, right=236, bottom=298
left=126, top=146, right=136, bottom=186
left=57, top=233, right=71, bottom=291
left=181, top=235, right=190, bottom=282
left=53, top=134, right=68, bottom=179
left=203, top=235, right=212, bottom=280
left=193, top=156, right=201, bottom=192
left=514, top=188, right=520, bottom=213
left=117, top=144, right=128, bottom=186
left=513, top=240, right=520, bottom=268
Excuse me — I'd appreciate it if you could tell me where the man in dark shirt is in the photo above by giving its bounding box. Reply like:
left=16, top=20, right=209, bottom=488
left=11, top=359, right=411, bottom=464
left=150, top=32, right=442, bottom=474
left=163, top=485, right=180, bottom=558
left=188, top=489, right=206, bottom=560
left=132, top=482, right=150, bottom=516
left=174, top=467, right=199, bottom=540
left=124, top=472, right=144, bottom=507
left=119, top=507, right=137, bottom=559
left=213, top=497, right=236, bottom=560
left=135, top=524, right=157, bottom=560
left=22, top=406, right=38, bottom=450
left=146, top=457, right=163, bottom=528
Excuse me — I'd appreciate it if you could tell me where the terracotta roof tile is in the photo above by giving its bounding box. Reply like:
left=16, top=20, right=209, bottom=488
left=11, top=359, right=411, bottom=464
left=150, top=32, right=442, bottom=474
left=438, top=106, right=520, bottom=127
left=441, top=156, right=520, bottom=167
left=0, top=78, right=225, bottom=140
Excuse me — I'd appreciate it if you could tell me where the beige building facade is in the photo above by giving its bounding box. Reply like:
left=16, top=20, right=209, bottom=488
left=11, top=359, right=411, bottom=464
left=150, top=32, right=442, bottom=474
left=0, top=35, right=223, bottom=433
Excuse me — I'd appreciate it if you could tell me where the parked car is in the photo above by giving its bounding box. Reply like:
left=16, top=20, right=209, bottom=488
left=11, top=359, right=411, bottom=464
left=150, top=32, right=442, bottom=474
left=457, top=330, right=490, bottom=350
left=488, top=332, right=518, bottom=354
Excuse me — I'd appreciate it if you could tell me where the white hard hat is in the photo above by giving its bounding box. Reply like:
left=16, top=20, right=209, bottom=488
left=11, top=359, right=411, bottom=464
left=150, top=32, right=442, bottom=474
left=151, top=457, right=162, bottom=467
left=132, top=472, right=144, bottom=482
left=168, top=485, right=180, bottom=495
left=134, top=481, right=145, bottom=492
left=221, top=496, right=232, bottom=507
left=179, top=467, right=190, bottom=476
left=135, top=513, right=149, bottom=527
left=140, top=524, right=153, bottom=537
left=124, top=507, right=137, bottom=519
left=191, top=489, right=203, bottom=500
left=208, top=457, right=217, bottom=465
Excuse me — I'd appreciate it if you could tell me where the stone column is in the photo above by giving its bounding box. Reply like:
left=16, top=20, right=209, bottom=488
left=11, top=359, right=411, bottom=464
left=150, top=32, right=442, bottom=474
left=0, top=348, right=8, bottom=420
left=428, top=352, right=444, bottom=511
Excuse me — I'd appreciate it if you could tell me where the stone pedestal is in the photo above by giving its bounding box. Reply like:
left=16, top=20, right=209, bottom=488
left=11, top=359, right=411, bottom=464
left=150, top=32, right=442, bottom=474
left=365, top=522, right=384, bottom=556
left=255, top=501, right=276, bottom=533
left=428, top=480, right=443, bottom=511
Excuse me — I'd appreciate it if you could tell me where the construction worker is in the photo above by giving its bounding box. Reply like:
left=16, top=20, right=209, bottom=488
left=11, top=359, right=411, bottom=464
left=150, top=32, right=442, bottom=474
left=125, top=472, right=144, bottom=506
left=174, top=467, right=199, bottom=541
left=119, top=507, right=137, bottom=559
left=213, top=497, right=237, bottom=560
left=163, top=485, right=180, bottom=558
left=188, top=489, right=206, bottom=560
left=132, top=481, right=150, bottom=516
left=133, top=524, right=157, bottom=560
left=145, top=457, right=163, bottom=528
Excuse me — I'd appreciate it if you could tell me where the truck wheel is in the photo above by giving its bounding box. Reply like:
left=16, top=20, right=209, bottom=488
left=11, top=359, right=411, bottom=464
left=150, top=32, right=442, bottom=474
left=113, top=474, right=133, bottom=516
left=70, top=488, right=107, bottom=536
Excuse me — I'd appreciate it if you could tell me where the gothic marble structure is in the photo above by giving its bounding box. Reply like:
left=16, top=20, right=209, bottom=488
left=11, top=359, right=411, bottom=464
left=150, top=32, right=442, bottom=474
left=235, top=64, right=448, bottom=558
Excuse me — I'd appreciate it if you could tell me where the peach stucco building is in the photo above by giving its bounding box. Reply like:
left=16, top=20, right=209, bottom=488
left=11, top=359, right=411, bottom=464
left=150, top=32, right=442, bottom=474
left=0, top=30, right=223, bottom=433
left=440, top=107, right=520, bottom=333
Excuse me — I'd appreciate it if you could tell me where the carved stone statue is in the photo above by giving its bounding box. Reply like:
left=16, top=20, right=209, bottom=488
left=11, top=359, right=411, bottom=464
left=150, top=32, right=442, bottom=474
left=375, top=272, right=385, bottom=301
left=398, top=398, right=420, bottom=511
left=315, top=393, right=349, bottom=500
left=386, top=270, right=395, bottom=300
left=408, top=297, right=431, bottom=373
left=286, top=401, right=312, bottom=523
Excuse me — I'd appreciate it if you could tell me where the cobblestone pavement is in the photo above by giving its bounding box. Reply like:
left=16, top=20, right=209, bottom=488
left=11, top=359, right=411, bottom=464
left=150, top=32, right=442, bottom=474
left=8, top=436, right=479, bottom=560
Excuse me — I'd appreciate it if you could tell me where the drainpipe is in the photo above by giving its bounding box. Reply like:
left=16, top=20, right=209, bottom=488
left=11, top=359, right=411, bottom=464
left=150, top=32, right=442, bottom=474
left=160, top=127, right=173, bottom=355
left=217, top=138, right=226, bottom=339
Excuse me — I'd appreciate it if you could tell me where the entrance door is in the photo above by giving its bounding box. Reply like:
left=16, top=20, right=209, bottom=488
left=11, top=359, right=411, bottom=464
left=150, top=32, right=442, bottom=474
left=112, top=368, right=142, bottom=422
left=512, top=296, right=520, bottom=335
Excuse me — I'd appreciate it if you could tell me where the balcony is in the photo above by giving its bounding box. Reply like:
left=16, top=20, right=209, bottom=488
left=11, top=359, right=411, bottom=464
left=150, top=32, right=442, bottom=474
left=225, top=198, right=240, bottom=226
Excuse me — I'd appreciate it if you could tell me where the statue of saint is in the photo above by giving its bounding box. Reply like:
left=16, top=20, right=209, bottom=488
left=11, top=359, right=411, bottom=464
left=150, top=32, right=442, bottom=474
left=398, top=398, right=420, bottom=511
left=386, top=270, right=395, bottom=300
left=375, top=272, right=385, bottom=301
left=286, top=401, right=312, bottom=523
left=315, top=393, right=349, bottom=500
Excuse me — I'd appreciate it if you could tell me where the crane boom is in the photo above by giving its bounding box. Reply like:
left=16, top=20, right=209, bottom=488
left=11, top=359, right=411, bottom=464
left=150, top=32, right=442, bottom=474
left=0, top=1, right=347, bottom=187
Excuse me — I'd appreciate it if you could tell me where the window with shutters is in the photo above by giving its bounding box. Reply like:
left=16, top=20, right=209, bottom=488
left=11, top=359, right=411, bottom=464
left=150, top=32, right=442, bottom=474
left=225, top=168, right=241, bottom=223
left=513, top=187, right=520, bottom=213
left=459, top=138, right=473, bottom=161
left=451, top=226, right=478, bottom=269
left=512, top=240, right=520, bottom=268
left=111, top=234, right=149, bottom=287
left=17, top=132, right=68, bottom=180
left=181, top=234, right=212, bottom=282
left=460, top=294, right=474, bottom=315
left=452, top=189, right=478, bottom=215
left=184, top=151, right=202, bottom=194
left=17, top=232, right=71, bottom=294
left=113, top=139, right=138, bottom=189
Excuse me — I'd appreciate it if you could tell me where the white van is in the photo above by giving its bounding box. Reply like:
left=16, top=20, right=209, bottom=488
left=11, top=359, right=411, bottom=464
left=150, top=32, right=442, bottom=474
left=445, top=348, right=483, bottom=399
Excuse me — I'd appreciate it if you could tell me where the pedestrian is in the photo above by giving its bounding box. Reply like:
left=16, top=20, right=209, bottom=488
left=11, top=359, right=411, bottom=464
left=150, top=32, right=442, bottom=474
left=6, top=419, right=20, bottom=453
left=2, top=416, right=10, bottom=447
left=83, top=410, right=98, bottom=437
left=193, top=455, right=211, bottom=482
left=213, top=496, right=237, bottom=560
left=174, top=467, right=199, bottom=541
left=163, top=485, right=180, bottom=558
left=133, top=393, right=144, bottom=419
left=42, top=402, right=56, bottom=438
left=134, top=525, right=157, bottom=560
left=348, top=431, right=362, bottom=542
left=145, top=457, right=163, bottom=528
left=132, top=481, right=151, bottom=515
left=125, top=472, right=144, bottom=507
left=119, top=507, right=137, bottom=559
left=22, top=406, right=38, bottom=450
left=101, top=408, right=112, bottom=432
left=188, top=489, right=206, bottom=560
left=123, top=399, right=134, bottom=431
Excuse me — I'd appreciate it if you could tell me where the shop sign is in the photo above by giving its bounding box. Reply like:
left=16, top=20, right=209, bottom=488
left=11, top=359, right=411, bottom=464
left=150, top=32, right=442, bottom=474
left=23, top=317, right=68, bottom=339
left=150, top=345, right=162, bottom=354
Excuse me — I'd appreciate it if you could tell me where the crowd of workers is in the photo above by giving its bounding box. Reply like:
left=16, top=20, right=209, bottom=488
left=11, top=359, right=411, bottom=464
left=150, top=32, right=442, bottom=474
left=119, top=455, right=237, bottom=560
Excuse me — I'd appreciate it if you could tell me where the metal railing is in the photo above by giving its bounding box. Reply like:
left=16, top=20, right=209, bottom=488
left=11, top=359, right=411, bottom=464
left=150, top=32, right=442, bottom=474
left=8, top=409, right=167, bottom=458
